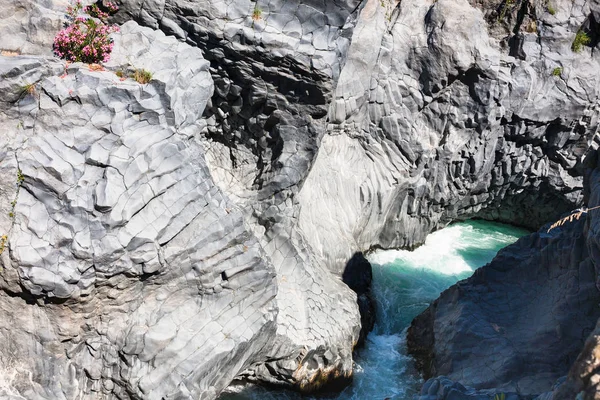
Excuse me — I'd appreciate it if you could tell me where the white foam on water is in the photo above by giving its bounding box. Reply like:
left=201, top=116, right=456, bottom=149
left=219, top=221, right=529, bottom=400
left=368, top=224, right=474, bottom=275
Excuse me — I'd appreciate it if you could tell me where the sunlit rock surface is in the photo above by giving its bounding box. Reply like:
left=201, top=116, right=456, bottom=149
left=1, top=0, right=600, bottom=397
left=0, top=22, right=282, bottom=399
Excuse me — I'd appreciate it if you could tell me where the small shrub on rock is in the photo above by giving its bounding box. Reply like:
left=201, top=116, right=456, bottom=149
left=133, top=69, right=153, bottom=84
left=53, top=1, right=119, bottom=64
left=552, top=67, right=562, bottom=76
left=572, top=31, right=591, bottom=52
left=252, top=4, right=262, bottom=21
left=20, top=83, right=36, bottom=96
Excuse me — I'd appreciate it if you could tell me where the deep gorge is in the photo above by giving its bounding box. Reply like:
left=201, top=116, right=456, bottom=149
left=221, top=220, right=530, bottom=400
left=0, top=0, right=599, bottom=398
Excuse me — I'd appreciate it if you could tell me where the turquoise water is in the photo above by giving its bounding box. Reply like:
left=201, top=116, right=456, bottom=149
left=220, top=220, right=529, bottom=400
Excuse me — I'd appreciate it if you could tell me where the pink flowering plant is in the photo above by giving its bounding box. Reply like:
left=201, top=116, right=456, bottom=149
left=53, top=1, right=120, bottom=64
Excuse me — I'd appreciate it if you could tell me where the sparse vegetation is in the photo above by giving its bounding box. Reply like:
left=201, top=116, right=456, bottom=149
left=525, top=20, right=537, bottom=33
left=552, top=67, right=562, bottom=76
left=17, top=169, right=24, bottom=186
left=133, top=69, right=152, bottom=84
left=546, top=206, right=600, bottom=232
left=20, top=83, right=36, bottom=97
left=499, top=0, right=514, bottom=21
left=53, top=0, right=119, bottom=63
left=494, top=394, right=506, bottom=400
left=88, top=63, right=104, bottom=71
left=252, top=4, right=262, bottom=21
left=0, top=235, right=7, bottom=255
left=115, top=69, right=125, bottom=78
left=572, top=30, right=591, bottom=52
left=547, top=4, right=556, bottom=15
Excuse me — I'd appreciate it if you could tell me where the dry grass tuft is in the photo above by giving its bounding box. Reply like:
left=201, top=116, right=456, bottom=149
left=547, top=205, right=600, bottom=232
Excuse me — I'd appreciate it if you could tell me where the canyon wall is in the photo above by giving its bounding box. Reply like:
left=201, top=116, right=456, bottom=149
left=409, top=150, right=600, bottom=399
left=0, top=0, right=599, bottom=397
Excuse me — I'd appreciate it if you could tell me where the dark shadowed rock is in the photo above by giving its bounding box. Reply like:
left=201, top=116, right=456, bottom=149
left=408, top=152, right=600, bottom=395
left=414, top=376, right=530, bottom=400
left=343, top=252, right=376, bottom=346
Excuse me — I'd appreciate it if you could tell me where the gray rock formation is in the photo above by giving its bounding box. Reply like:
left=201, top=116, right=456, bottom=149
left=1, top=0, right=600, bottom=397
left=115, top=0, right=366, bottom=391
left=408, top=208, right=600, bottom=395
left=297, top=0, right=600, bottom=272
left=0, top=22, right=282, bottom=399
left=0, top=2, right=363, bottom=396
left=547, top=319, right=600, bottom=399
left=0, top=0, right=64, bottom=56
left=414, top=376, right=528, bottom=400
left=408, top=150, right=600, bottom=397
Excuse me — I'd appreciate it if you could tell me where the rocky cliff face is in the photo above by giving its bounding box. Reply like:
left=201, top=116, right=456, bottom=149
left=409, top=150, right=600, bottom=399
left=298, top=0, right=600, bottom=272
left=0, top=22, right=283, bottom=399
left=1, top=0, right=600, bottom=398
left=408, top=198, right=600, bottom=395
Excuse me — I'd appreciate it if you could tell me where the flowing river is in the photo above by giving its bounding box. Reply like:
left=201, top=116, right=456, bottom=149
left=221, top=220, right=529, bottom=400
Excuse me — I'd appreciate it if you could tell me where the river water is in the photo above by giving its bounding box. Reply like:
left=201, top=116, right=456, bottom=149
left=221, top=220, right=529, bottom=400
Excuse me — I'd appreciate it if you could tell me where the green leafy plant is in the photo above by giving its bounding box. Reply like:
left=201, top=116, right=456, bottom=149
left=252, top=4, right=262, bottom=21
left=17, top=169, right=24, bottom=185
left=572, top=31, right=591, bottom=52
left=547, top=4, right=556, bottom=15
left=494, top=394, right=506, bottom=400
left=133, top=69, right=152, bottom=84
left=499, top=0, right=514, bottom=21
left=552, top=67, right=562, bottom=76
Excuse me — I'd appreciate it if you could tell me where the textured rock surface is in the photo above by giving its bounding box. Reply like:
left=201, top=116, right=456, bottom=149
left=547, top=319, right=600, bottom=399
left=0, top=2, right=363, bottom=396
left=414, top=376, right=528, bottom=400
left=115, top=0, right=365, bottom=391
left=297, top=0, right=600, bottom=272
left=408, top=151, right=600, bottom=396
left=113, top=0, right=600, bottom=390
left=2, top=0, right=600, bottom=397
left=0, top=22, right=283, bottom=399
left=0, top=0, right=65, bottom=56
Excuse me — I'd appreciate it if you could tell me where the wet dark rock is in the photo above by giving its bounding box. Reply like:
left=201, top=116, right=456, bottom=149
left=415, top=376, right=531, bottom=400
